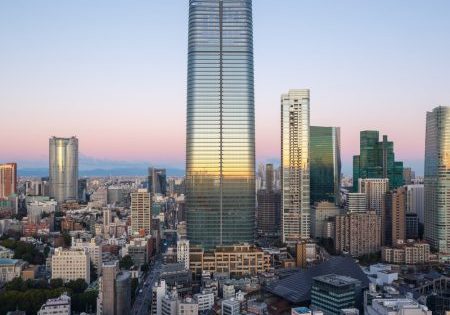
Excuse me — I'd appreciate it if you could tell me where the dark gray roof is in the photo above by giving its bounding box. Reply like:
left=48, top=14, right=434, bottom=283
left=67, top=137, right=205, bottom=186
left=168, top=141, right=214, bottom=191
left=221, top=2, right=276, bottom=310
left=266, top=256, right=370, bottom=303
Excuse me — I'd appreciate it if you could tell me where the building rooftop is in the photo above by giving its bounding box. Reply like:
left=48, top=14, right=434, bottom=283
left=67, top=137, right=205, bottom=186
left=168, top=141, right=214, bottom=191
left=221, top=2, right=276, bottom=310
left=0, top=258, right=19, bottom=265
left=293, top=307, right=311, bottom=314
left=314, top=274, right=360, bottom=287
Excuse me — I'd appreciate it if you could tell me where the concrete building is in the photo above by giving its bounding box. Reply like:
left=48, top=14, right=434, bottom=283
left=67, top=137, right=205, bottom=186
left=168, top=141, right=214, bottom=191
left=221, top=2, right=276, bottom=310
left=345, top=193, right=367, bottom=214
left=385, top=187, right=406, bottom=246
left=27, top=200, right=57, bottom=224
left=311, top=274, right=361, bottom=315
left=358, top=178, right=389, bottom=215
left=72, top=238, right=102, bottom=270
left=49, top=137, right=78, bottom=203
left=0, top=258, right=26, bottom=282
left=222, top=298, right=241, bottom=315
left=0, top=163, right=17, bottom=200
left=382, top=242, right=430, bottom=264
left=178, top=298, right=198, bottom=315
left=296, top=240, right=316, bottom=268
left=424, top=106, right=450, bottom=253
left=51, top=247, right=90, bottom=283
left=366, top=298, right=431, bottom=315
left=257, top=189, right=281, bottom=238
left=334, top=212, right=381, bottom=257
left=281, top=89, right=311, bottom=244
left=177, top=239, right=190, bottom=270
left=123, top=237, right=152, bottom=266
left=194, top=290, right=214, bottom=312
left=131, top=189, right=151, bottom=236
left=38, top=293, right=71, bottom=315
left=405, top=213, right=419, bottom=240
left=223, top=283, right=235, bottom=300
left=311, top=201, right=342, bottom=239
left=151, top=280, right=167, bottom=315
left=189, top=244, right=271, bottom=278
left=405, top=184, right=424, bottom=223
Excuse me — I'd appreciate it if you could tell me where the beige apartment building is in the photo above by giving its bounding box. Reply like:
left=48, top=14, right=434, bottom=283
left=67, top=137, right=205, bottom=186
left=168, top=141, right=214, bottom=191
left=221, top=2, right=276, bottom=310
left=131, top=189, right=151, bottom=236
left=51, top=247, right=90, bottom=283
left=189, top=244, right=271, bottom=277
left=382, top=242, right=430, bottom=264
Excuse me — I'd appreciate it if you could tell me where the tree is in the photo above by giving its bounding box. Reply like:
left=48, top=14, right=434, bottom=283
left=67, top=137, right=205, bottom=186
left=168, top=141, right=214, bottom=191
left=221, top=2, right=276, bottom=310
left=65, top=279, right=87, bottom=294
left=50, top=278, right=64, bottom=289
left=119, top=255, right=134, bottom=270
left=62, top=231, right=71, bottom=247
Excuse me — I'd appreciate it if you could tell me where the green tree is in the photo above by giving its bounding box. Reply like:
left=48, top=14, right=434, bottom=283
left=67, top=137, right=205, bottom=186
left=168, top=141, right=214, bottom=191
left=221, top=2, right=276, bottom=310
left=65, top=279, right=87, bottom=294
left=119, top=255, right=134, bottom=270
left=62, top=231, right=71, bottom=247
left=50, top=278, right=64, bottom=289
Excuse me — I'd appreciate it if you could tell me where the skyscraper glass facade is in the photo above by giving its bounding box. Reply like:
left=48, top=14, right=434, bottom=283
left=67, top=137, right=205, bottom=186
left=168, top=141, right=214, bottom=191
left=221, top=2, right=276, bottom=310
left=424, top=106, right=450, bottom=253
left=353, top=131, right=403, bottom=191
left=186, top=0, right=255, bottom=249
left=310, top=126, right=341, bottom=205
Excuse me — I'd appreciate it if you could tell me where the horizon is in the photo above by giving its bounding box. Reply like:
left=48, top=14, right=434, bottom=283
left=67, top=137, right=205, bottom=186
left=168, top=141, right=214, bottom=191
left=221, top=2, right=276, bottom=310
left=2, top=1, right=450, bottom=176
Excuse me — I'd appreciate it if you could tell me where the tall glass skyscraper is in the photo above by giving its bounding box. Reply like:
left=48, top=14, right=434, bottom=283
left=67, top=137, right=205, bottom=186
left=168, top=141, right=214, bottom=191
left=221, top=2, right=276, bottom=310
left=424, top=106, right=450, bottom=253
left=49, top=136, right=79, bottom=204
left=353, top=131, right=404, bottom=191
left=281, top=89, right=310, bottom=244
left=186, top=0, right=255, bottom=249
left=310, top=126, right=341, bottom=205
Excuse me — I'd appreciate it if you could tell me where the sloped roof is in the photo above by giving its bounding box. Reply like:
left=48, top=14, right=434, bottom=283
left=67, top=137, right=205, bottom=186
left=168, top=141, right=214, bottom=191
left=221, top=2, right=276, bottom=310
left=266, top=256, right=370, bottom=303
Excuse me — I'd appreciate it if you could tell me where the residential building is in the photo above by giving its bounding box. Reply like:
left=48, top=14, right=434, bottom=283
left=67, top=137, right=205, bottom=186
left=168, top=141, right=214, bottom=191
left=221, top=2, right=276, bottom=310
left=223, top=283, right=235, bottom=299
left=384, top=187, right=406, bottom=246
left=38, top=293, right=71, bottom=315
left=123, top=237, right=152, bottom=266
left=222, top=298, right=241, bottom=315
left=358, top=178, right=388, bottom=216
left=403, top=168, right=415, bottom=185
left=296, top=240, right=316, bottom=268
left=345, top=193, right=367, bottom=214
left=72, top=238, right=102, bottom=270
left=353, top=131, right=403, bottom=191
left=51, top=247, right=90, bottom=283
left=186, top=0, right=256, bottom=249
left=194, top=290, right=214, bottom=312
left=49, top=137, right=79, bottom=203
left=0, top=163, right=17, bottom=200
left=177, top=239, right=190, bottom=270
left=334, top=212, right=381, bottom=257
left=310, top=126, right=341, bottom=205
left=366, top=298, right=431, bottom=315
left=0, top=258, right=26, bottom=282
left=151, top=280, right=167, bottom=315
left=311, top=274, right=361, bottom=315
left=311, top=201, right=342, bottom=239
left=131, top=189, right=151, bottom=236
left=281, top=89, right=311, bottom=244
left=405, top=184, right=424, bottom=223
left=424, top=106, right=450, bottom=253
left=161, top=292, right=178, bottom=315
left=178, top=298, right=198, bottom=315
left=382, top=242, right=430, bottom=264
left=189, top=244, right=271, bottom=278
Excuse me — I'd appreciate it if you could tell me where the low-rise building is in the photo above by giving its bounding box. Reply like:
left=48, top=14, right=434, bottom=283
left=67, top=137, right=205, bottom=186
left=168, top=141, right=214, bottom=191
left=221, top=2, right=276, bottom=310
left=222, top=298, right=240, bottom=315
left=38, top=293, right=71, bottom=315
left=366, top=298, right=431, bottom=315
left=0, top=258, right=26, bottom=282
left=194, top=290, right=214, bottom=312
left=72, top=237, right=102, bottom=270
left=178, top=298, right=198, bottom=315
left=382, top=242, right=430, bottom=264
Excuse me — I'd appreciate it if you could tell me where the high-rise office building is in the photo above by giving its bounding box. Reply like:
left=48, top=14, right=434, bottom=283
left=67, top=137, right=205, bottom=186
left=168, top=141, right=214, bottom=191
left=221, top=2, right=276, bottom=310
left=406, top=184, right=424, bottom=223
left=148, top=167, right=167, bottom=196
left=353, top=131, right=403, bottom=191
left=403, top=167, right=415, bottom=185
left=424, top=106, right=450, bottom=253
left=186, top=0, right=255, bottom=249
left=49, top=137, right=79, bottom=204
left=0, top=163, right=17, bottom=200
left=281, top=89, right=310, bottom=244
left=257, top=163, right=281, bottom=237
left=131, top=189, right=151, bottom=236
left=345, top=193, right=367, bottom=214
left=310, top=126, right=341, bottom=205
left=265, top=163, right=274, bottom=192
left=358, top=178, right=389, bottom=216
left=385, top=187, right=406, bottom=246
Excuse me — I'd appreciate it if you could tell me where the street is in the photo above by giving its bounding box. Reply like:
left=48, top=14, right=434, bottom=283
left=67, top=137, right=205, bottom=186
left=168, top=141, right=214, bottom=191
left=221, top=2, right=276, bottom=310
left=132, top=259, right=162, bottom=315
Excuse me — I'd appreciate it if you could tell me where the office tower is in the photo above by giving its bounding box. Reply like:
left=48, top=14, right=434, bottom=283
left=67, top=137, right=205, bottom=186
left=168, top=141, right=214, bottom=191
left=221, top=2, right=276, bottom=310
left=78, top=178, right=87, bottom=203
left=385, top=187, right=406, bottom=246
left=345, top=193, right=367, bottom=214
left=148, top=167, right=167, bottom=195
left=311, top=201, right=342, bottom=239
left=257, top=190, right=281, bottom=237
left=406, top=184, right=424, bottom=223
left=358, top=178, right=389, bottom=214
left=0, top=163, right=17, bottom=200
left=130, top=189, right=151, bottom=235
left=310, top=126, right=341, bottom=205
left=177, top=239, right=190, bottom=270
left=266, top=163, right=274, bottom=192
left=281, top=89, right=310, bottom=244
left=406, top=213, right=419, bottom=240
left=311, top=274, right=361, bottom=314
left=334, top=211, right=381, bottom=257
left=353, top=131, right=404, bottom=191
left=49, top=137, right=79, bottom=204
left=424, top=106, right=450, bottom=253
left=403, top=167, right=415, bottom=185
left=186, top=0, right=255, bottom=249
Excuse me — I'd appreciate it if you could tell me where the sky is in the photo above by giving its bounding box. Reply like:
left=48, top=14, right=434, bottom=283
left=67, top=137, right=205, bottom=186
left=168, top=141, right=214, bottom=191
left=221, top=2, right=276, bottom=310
left=1, top=1, right=450, bottom=175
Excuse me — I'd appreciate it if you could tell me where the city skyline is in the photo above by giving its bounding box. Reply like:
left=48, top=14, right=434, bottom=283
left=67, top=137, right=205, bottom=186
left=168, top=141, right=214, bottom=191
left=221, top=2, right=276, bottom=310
left=1, top=1, right=450, bottom=175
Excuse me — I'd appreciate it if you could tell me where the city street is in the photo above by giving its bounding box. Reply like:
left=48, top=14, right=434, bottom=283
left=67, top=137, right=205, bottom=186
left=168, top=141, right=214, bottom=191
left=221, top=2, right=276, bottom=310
left=132, top=259, right=162, bottom=315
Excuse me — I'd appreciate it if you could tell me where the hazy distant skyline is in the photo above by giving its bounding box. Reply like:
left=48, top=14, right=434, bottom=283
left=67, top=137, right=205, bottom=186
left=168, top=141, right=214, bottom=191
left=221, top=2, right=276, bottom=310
left=1, top=1, right=450, bottom=175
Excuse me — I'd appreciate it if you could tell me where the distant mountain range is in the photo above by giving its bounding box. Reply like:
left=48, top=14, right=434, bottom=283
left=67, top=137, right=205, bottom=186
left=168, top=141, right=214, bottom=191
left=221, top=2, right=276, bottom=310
left=18, top=167, right=185, bottom=177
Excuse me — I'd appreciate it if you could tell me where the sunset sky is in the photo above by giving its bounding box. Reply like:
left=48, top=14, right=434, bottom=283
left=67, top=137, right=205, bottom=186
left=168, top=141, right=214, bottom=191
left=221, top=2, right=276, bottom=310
left=1, top=1, right=450, bottom=175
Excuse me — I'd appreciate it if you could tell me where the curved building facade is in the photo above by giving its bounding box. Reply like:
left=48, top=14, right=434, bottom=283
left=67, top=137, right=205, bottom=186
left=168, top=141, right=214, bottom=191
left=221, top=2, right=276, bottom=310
left=186, top=0, right=255, bottom=249
left=49, top=137, right=79, bottom=204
